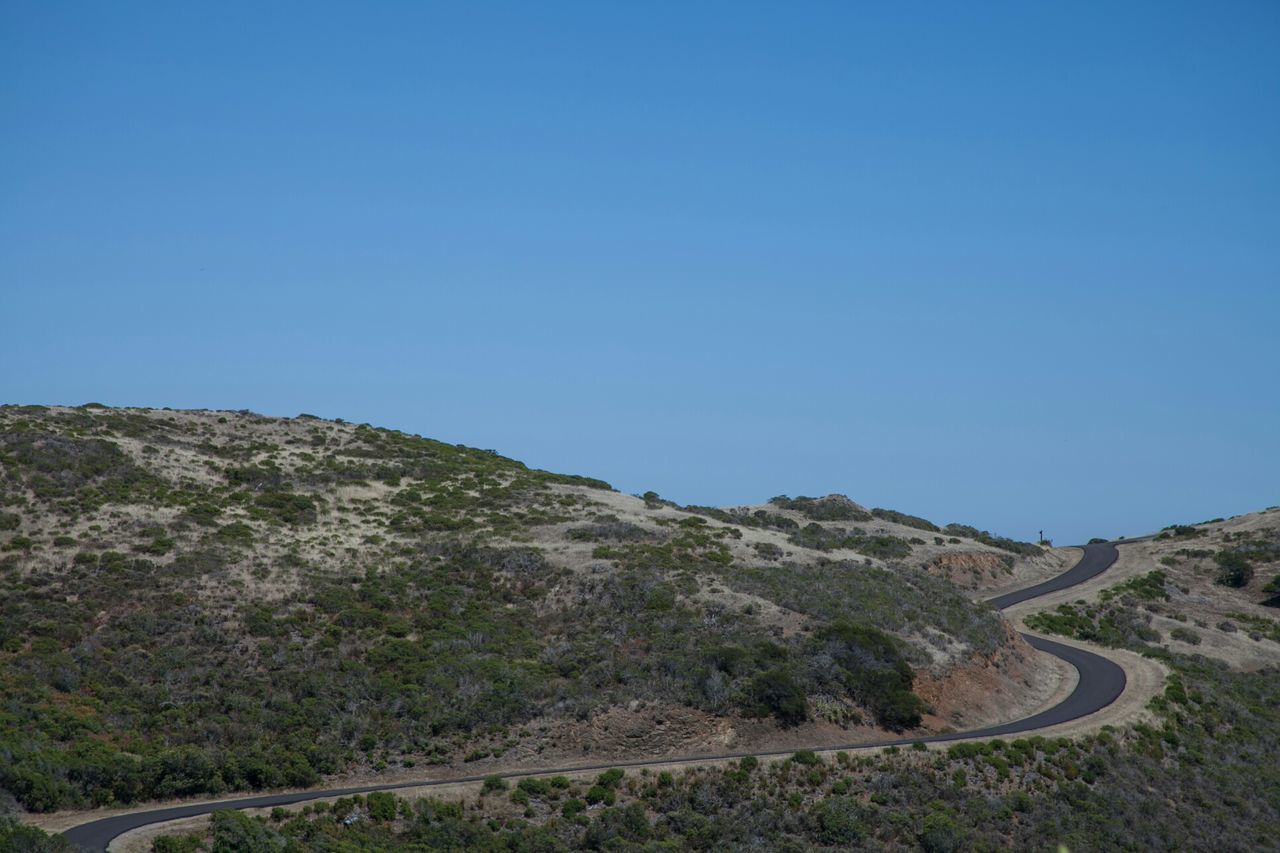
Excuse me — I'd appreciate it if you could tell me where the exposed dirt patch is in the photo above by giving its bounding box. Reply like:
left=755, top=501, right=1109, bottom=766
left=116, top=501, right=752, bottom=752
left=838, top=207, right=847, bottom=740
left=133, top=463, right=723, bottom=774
left=925, top=550, right=1011, bottom=589
left=979, top=547, right=1080, bottom=598
left=531, top=704, right=741, bottom=760
left=915, top=625, right=1070, bottom=731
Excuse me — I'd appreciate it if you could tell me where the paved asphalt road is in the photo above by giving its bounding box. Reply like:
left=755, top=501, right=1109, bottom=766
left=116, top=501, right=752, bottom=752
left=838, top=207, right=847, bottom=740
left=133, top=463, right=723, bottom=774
left=63, top=544, right=1127, bottom=851
left=986, top=542, right=1119, bottom=609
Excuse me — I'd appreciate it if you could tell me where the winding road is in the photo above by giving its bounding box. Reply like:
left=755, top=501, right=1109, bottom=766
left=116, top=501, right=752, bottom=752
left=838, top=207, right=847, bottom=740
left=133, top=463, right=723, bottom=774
left=62, top=543, right=1127, bottom=852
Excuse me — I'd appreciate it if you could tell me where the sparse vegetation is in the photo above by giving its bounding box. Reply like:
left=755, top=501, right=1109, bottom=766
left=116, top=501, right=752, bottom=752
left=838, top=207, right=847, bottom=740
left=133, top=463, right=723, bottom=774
left=2, top=406, right=1277, bottom=851
left=1226, top=611, right=1280, bottom=643
left=1099, top=570, right=1169, bottom=603
left=1025, top=600, right=1161, bottom=647
left=870, top=507, right=940, bottom=532
left=941, top=523, right=1043, bottom=557
left=1156, top=524, right=1207, bottom=541
left=0, top=405, right=1012, bottom=813
left=769, top=494, right=872, bottom=522
left=1263, top=575, right=1280, bottom=607
left=1214, top=550, right=1255, bottom=588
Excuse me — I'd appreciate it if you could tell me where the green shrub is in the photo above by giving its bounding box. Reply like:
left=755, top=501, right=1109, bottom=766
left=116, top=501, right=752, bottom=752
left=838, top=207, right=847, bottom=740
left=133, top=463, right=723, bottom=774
left=367, top=791, right=397, bottom=821
left=209, top=810, right=286, bottom=853
left=1101, top=571, right=1169, bottom=602
left=595, top=768, right=625, bottom=788
left=920, top=810, right=964, bottom=853
left=871, top=507, right=939, bottom=532
left=184, top=503, right=222, bottom=526
left=946, top=742, right=989, bottom=760
left=745, top=668, right=808, bottom=726
left=152, top=834, right=204, bottom=853
left=812, top=621, right=924, bottom=729
left=1156, top=525, right=1204, bottom=540
left=770, top=494, right=872, bottom=521
left=1214, top=551, right=1254, bottom=587
left=0, top=817, right=74, bottom=851
left=1264, top=575, right=1280, bottom=606
left=517, top=776, right=553, bottom=797
left=214, top=521, right=254, bottom=546
left=810, top=795, right=865, bottom=844
left=252, top=492, right=318, bottom=525
left=942, top=523, right=1043, bottom=557
left=585, top=785, right=614, bottom=806
left=788, top=522, right=913, bottom=560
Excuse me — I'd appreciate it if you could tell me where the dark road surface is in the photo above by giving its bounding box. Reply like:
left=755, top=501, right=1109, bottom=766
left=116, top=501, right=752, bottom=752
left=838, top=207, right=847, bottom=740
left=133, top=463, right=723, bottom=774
left=63, top=543, right=1128, bottom=851
left=986, top=541, right=1119, bottom=609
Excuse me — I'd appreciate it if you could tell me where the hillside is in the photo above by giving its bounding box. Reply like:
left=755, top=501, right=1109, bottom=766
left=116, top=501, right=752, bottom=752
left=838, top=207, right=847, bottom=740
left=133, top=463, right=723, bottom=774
left=1020, top=510, right=1280, bottom=665
left=0, top=404, right=1061, bottom=815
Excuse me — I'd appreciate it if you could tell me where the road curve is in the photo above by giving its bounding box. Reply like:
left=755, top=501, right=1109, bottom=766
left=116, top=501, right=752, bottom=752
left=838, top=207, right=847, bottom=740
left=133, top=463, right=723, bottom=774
left=986, top=542, right=1118, bottom=609
left=63, top=544, right=1127, bottom=852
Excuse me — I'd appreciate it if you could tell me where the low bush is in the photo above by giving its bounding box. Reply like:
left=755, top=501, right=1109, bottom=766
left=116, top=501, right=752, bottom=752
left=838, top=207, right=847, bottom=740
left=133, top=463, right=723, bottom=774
left=1100, top=570, right=1169, bottom=602
left=1214, top=550, right=1254, bottom=588
left=871, top=507, right=940, bottom=532
left=517, top=776, right=553, bottom=797
left=744, top=668, right=808, bottom=726
left=251, top=491, right=318, bottom=525
left=1263, top=575, right=1280, bottom=607
left=0, top=817, right=74, bottom=851
left=942, top=524, right=1043, bottom=557
left=769, top=494, right=872, bottom=522
left=788, top=522, right=913, bottom=560
left=1155, top=524, right=1204, bottom=540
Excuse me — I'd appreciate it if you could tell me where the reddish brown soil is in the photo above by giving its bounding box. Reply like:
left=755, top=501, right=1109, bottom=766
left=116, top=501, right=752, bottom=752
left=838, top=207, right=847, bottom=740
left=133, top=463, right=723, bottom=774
left=926, top=550, right=1012, bottom=589
left=914, top=625, right=1050, bottom=731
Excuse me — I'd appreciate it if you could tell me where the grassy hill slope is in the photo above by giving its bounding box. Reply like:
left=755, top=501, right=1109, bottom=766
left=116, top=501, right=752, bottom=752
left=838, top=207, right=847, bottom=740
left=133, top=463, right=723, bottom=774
left=0, top=405, right=1047, bottom=814
left=135, top=511, right=1280, bottom=853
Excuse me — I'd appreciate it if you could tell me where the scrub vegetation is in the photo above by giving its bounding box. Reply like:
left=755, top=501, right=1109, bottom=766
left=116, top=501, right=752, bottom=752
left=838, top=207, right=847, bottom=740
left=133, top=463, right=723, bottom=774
left=3, top=408, right=1278, bottom=850
left=0, top=405, right=1027, bottom=815
left=147, top=654, right=1278, bottom=852
left=148, top=509, right=1280, bottom=852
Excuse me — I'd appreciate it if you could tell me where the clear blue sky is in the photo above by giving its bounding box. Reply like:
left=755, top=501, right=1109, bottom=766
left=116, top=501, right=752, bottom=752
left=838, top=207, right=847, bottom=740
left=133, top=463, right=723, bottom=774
left=3, top=2, right=1277, bottom=544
